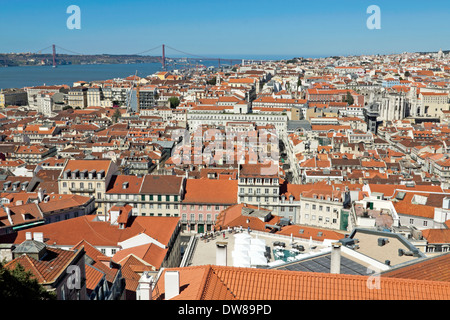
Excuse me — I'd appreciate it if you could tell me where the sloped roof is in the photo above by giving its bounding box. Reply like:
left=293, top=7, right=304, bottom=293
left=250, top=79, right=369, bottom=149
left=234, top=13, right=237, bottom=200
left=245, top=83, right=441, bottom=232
left=382, top=252, right=450, bottom=282
left=152, top=265, right=450, bottom=300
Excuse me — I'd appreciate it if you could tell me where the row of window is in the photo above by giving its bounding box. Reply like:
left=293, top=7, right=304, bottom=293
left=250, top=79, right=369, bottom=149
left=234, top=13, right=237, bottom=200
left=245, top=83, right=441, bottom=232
left=304, top=203, right=334, bottom=212
left=239, top=187, right=278, bottom=194
left=105, top=194, right=179, bottom=202
left=182, top=204, right=221, bottom=211
left=181, top=213, right=219, bottom=221
left=240, top=196, right=274, bottom=203
left=409, top=218, right=428, bottom=226
left=303, top=214, right=337, bottom=224
left=239, top=178, right=278, bottom=185
left=63, top=182, right=101, bottom=189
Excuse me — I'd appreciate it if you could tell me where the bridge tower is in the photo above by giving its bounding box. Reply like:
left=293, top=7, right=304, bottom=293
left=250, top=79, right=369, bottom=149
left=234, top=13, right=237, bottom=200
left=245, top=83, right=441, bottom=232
left=52, top=44, right=57, bottom=68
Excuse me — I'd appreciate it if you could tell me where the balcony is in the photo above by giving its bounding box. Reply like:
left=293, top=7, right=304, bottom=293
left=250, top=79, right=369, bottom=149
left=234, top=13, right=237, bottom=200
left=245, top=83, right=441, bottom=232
left=69, top=187, right=95, bottom=193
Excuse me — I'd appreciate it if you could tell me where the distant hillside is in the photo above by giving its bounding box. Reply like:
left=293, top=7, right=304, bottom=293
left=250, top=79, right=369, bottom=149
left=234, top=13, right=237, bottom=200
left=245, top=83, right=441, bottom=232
left=0, top=53, right=160, bottom=67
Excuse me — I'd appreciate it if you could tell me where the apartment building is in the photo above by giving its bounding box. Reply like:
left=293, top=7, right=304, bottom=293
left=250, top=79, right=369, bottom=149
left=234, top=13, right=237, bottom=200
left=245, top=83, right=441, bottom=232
left=299, top=188, right=350, bottom=230
left=103, top=174, right=185, bottom=219
left=237, top=163, right=280, bottom=210
left=58, top=159, right=119, bottom=217
left=0, top=88, right=27, bottom=108
left=180, top=178, right=238, bottom=233
left=68, top=87, right=88, bottom=109
left=14, top=145, right=57, bottom=164
left=15, top=124, right=60, bottom=144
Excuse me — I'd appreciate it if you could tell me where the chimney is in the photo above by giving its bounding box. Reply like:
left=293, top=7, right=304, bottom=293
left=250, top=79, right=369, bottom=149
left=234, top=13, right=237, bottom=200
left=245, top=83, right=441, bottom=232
left=330, top=242, right=342, bottom=274
left=38, top=188, right=44, bottom=203
left=164, top=271, right=180, bottom=300
left=33, top=232, right=44, bottom=243
left=137, top=271, right=154, bottom=300
left=216, top=242, right=228, bottom=266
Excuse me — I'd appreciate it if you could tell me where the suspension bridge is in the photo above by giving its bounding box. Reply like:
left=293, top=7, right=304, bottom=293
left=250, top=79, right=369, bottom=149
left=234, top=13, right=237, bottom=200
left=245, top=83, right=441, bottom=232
left=33, top=44, right=268, bottom=70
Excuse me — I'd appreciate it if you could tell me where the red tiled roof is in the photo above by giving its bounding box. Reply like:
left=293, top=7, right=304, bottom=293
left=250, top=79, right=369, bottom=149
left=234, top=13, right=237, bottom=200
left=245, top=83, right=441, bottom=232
left=153, top=265, right=450, bottom=300
left=382, top=253, right=450, bottom=282
left=183, top=178, right=237, bottom=204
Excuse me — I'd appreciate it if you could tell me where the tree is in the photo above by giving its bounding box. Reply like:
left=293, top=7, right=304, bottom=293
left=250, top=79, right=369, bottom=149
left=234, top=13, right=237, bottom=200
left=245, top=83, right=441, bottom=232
left=112, top=109, right=121, bottom=123
left=168, top=97, right=180, bottom=109
left=207, top=78, right=217, bottom=86
left=0, top=261, right=56, bottom=300
left=344, top=91, right=354, bottom=105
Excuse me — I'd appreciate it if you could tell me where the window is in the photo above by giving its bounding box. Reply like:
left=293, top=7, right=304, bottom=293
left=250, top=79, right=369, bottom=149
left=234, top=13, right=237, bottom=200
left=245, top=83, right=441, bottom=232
left=182, top=205, right=187, bottom=210
left=409, top=218, right=414, bottom=224
left=111, top=249, right=116, bottom=255
left=319, top=206, right=323, bottom=211
left=158, top=195, right=162, bottom=201
left=215, top=205, right=220, bottom=211
left=248, top=188, right=253, bottom=193
left=198, top=214, right=203, bottom=222
left=240, top=187, right=244, bottom=194
left=326, top=206, right=330, bottom=212
left=289, top=207, right=293, bottom=212
left=265, top=188, right=269, bottom=194
left=190, top=205, right=195, bottom=210
left=273, top=188, right=278, bottom=194
left=423, top=221, right=428, bottom=226
left=157, top=204, right=162, bottom=209
left=166, top=204, right=170, bottom=210
left=62, top=182, right=67, bottom=188
left=182, top=214, right=187, bottom=221
left=305, top=203, right=309, bottom=210
left=256, top=188, right=261, bottom=194
left=141, top=195, right=146, bottom=201
left=305, top=214, right=309, bottom=220
left=207, top=205, right=211, bottom=211
left=101, top=248, right=106, bottom=254
left=248, top=196, right=253, bottom=202
left=174, top=195, right=178, bottom=202
left=190, top=213, right=195, bottom=221
left=312, top=204, right=316, bottom=210
left=174, top=204, right=178, bottom=209
left=312, top=215, right=316, bottom=220
left=166, top=195, right=170, bottom=201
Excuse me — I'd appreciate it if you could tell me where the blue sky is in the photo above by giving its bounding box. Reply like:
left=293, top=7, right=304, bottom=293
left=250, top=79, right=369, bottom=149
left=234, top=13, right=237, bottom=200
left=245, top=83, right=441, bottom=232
left=1, top=0, right=449, bottom=58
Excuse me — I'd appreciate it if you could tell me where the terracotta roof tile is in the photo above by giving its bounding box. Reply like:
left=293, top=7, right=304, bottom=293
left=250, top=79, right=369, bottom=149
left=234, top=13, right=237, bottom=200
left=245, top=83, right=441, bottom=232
left=153, top=265, right=450, bottom=300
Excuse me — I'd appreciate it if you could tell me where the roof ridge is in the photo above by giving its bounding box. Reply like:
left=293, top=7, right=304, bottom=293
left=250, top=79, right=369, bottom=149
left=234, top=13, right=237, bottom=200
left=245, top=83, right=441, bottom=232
left=200, top=265, right=237, bottom=300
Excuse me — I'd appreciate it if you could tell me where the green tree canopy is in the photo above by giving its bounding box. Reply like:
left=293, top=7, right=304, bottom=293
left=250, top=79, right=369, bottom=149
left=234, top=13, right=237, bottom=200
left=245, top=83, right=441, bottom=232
left=0, top=261, right=56, bottom=300
left=168, top=96, right=180, bottom=109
